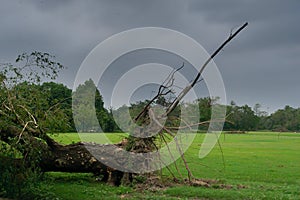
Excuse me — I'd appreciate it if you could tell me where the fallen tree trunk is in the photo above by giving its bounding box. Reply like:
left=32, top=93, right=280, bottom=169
left=0, top=126, right=125, bottom=186
left=40, top=142, right=125, bottom=186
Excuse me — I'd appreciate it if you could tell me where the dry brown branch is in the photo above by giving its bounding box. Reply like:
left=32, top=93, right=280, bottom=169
left=165, top=22, right=248, bottom=116
left=17, top=121, right=35, bottom=143
left=134, top=63, right=184, bottom=122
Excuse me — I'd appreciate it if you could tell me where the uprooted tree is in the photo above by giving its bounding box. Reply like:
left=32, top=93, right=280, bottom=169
left=0, top=23, right=248, bottom=193
left=0, top=52, right=126, bottom=188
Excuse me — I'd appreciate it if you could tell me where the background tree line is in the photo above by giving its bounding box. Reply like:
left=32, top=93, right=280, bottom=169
left=12, top=80, right=299, bottom=133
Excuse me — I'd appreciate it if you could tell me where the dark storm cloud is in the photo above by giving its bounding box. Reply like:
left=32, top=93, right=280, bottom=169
left=0, top=0, right=299, bottom=112
left=188, top=0, right=300, bottom=51
left=187, top=0, right=300, bottom=112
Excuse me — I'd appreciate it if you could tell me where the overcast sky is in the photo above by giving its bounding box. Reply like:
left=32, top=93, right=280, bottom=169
left=0, top=0, right=299, bottom=113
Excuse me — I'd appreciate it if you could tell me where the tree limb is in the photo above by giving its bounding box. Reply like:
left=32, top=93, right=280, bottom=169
left=165, top=22, right=248, bottom=116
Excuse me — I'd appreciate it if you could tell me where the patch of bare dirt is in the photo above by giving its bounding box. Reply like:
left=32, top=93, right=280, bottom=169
left=132, top=176, right=247, bottom=192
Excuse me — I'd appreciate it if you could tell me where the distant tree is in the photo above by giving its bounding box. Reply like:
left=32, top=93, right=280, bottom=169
left=268, top=106, right=300, bottom=132
left=72, top=79, right=100, bottom=132
left=197, top=97, right=212, bottom=123
left=253, top=103, right=268, bottom=117
left=225, top=104, right=259, bottom=131
left=73, top=79, right=118, bottom=132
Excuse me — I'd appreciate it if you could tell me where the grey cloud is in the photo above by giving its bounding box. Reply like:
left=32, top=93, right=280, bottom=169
left=188, top=0, right=299, bottom=23
left=0, top=0, right=299, bottom=113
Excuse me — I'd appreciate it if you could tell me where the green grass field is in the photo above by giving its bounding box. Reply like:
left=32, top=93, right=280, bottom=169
left=44, top=132, right=300, bottom=199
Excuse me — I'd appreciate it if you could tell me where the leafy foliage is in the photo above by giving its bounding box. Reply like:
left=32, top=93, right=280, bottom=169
left=264, top=106, right=300, bottom=131
left=0, top=141, right=47, bottom=199
left=115, top=99, right=300, bottom=132
left=72, top=79, right=119, bottom=132
left=0, top=52, right=65, bottom=199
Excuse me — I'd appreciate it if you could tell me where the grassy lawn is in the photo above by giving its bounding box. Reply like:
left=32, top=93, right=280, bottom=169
left=44, top=132, right=300, bottom=199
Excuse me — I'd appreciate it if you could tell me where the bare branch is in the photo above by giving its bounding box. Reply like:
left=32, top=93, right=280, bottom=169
left=17, top=120, right=35, bottom=143
left=134, top=63, right=185, bottom=122
left=165, top=22, right=248, bottom=116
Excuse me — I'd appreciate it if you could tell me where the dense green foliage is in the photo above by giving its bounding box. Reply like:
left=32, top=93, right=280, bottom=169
left=116, top=98, right=300, bottom=132
left=0, top=79, right=119, bottom=133
left=72, top=79, right=119, bottom=132
left=7, top=80, right=298, bottom=133
left=262, top=105, right=300, bottom=131
left=0, top=52, right=66, bottom=199
left=0, top=141, right=56, bottom=199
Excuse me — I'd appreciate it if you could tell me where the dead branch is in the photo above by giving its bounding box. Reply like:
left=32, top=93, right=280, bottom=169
left=165, top=22, right=248, bottom=116
left=17, top=104, right=38, bottom=127
left=134, top=63, right=184, bottom=122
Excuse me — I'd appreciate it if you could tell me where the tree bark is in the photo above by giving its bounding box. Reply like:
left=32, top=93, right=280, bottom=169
left=0, top=126, right=125, bottom=186
left=40, top=142, right=125, bottom=186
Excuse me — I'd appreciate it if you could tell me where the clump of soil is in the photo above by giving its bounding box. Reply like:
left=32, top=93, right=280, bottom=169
left=134, top=176, right=173, bottom=192
left=132, top=175, right=247, bottom=192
